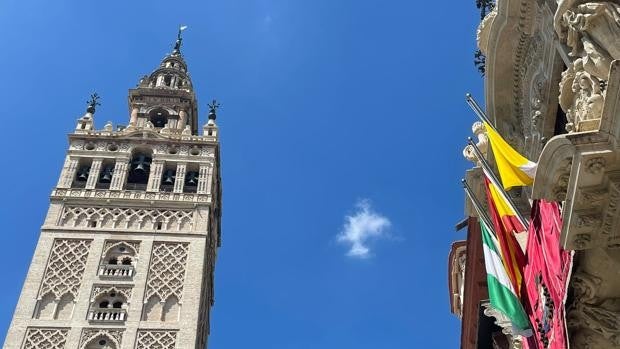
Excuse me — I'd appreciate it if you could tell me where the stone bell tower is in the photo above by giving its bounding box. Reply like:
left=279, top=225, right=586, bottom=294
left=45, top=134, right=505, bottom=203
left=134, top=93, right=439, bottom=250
left=4, top=29, right=222, bottom=349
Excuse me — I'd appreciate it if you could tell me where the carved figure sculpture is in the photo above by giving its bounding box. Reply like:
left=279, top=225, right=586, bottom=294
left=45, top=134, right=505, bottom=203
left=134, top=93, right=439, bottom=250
left=555, top=0, right=620, bottom=131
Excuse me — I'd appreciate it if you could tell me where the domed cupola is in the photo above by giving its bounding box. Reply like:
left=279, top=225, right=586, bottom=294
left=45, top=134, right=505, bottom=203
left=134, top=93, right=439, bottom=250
left=141, top=54, right=193, bottom=91
left=127, top=26, right=199, bottom=135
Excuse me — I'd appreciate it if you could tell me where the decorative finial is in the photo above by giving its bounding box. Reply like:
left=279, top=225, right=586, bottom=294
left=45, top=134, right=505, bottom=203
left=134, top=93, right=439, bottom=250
left=208, top=99, right=220, bottom=120
left=86, top=93, right=101, bottom=114
left=172, top=25, right=188, bottom=55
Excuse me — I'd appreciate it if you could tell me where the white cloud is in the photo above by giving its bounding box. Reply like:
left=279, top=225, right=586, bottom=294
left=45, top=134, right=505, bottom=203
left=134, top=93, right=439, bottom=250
left=337, top=199, right=391, bottom=258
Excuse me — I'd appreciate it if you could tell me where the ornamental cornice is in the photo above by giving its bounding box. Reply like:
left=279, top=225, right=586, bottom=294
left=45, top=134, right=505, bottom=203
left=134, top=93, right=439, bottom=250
left=67, top=139, right=217, bottom=160
left=68, top=131, right=219, bottom=146
left=51, top=188, right=212, bottom=206
left=476, top=7, right=497, bottom=55
left=483, top=0, right=563, bottom=159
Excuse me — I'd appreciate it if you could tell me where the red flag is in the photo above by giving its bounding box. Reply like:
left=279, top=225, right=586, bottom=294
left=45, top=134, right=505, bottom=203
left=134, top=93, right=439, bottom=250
left=522, top=200, right=573, bottom=349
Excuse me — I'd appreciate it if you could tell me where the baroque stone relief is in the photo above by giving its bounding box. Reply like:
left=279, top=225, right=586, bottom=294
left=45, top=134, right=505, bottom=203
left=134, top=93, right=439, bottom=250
left=555, top=0, right=620, bottom=131
left=568, top=249, right=620, bottom=348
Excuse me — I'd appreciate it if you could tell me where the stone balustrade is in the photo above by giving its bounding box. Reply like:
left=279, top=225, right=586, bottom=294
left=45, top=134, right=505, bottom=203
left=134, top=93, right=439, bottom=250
left=88, top=308, right=127, bottom=322
left=98, top=264, right=134, bottom=278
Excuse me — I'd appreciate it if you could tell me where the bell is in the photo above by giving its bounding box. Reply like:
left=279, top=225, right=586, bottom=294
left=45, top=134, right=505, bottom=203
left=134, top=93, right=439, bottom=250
left=131, top=155, right=151, bottom=173
left=162, top=169, right=175, bottom=185
left=76, top=166, right=90, bottom=181
left=185, top=171, right=199, bottom=186
left=99, top=167, right=114, bottom=183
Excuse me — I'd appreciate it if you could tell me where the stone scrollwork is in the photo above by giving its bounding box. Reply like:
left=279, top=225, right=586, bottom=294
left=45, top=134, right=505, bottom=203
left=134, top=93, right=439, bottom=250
left=569, top=300, right=620, bottom=346
left=586, top=157, right=607, bottom=174
left=555, top=0, right=620, bottom=132
left=463, top=122, right=489, bottom=165
left=572, top=271, right=603, bottom=303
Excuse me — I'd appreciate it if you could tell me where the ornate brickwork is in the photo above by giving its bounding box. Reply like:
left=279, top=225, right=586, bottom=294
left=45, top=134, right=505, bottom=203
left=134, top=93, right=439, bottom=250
left=22, top=328, right=68, bottom=349
left=39, top=239, right=91, bottom=300
left=59, top=206, right=193, bottom=231
left=135, top=330, right=177, bottom=349
left=145, top=242, right=189, bottom=302
left=79, top=328, right=123, bottom=349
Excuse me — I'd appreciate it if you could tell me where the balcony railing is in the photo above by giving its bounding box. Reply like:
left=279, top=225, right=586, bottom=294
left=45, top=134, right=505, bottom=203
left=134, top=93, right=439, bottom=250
left=88, top=308, right=127, bottom=322
left=98, top=264, right=134, bottom=278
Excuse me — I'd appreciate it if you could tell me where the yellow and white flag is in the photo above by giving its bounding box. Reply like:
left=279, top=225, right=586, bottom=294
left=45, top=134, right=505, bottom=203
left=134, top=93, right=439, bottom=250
left=484, top=122, right=537, bottom=190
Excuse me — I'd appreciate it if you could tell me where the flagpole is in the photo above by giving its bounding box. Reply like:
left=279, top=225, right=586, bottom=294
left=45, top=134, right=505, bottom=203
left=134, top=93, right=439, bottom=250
left=467, top=138, right=529, bottom=230
left=461, top=178, right=494, bottom=234
left=465, top=93, right=497, bottom=132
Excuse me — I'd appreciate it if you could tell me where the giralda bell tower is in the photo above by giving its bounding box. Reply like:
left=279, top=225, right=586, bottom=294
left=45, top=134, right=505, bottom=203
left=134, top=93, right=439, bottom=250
left=4, top=29, right=222, bottom=349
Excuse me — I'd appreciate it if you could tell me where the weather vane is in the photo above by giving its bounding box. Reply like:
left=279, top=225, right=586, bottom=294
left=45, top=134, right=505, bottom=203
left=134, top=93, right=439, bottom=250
left=86, top=93, right=101, bottom=114
left=208, top=99, right=221, bottom=120
left=173, top=25, right=188, bottom=54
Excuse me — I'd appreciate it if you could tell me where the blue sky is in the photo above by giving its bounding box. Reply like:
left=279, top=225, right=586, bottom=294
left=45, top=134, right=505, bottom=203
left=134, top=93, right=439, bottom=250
left=0, top=1, right=483, bottom=347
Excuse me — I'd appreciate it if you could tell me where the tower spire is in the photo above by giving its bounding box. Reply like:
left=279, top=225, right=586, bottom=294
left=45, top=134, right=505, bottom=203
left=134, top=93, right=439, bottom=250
left=172, top=25, right=188, bottom=55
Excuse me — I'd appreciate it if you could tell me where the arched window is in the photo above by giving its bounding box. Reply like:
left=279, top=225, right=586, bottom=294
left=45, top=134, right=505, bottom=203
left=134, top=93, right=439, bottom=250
left=99, top=242, right=138, bottom=278
left=148, top=109, right=169, bottom=128
left=96, top=159, right=115, bottom=189
left=160, top=164, right=177, bottom=192
left=84, top=334, right=117, bottom=349
left=89, top=289, right=128, bottom=322
left=72, top=158, right=92, bottom=188
left=163, top=75, right=172, bottom=87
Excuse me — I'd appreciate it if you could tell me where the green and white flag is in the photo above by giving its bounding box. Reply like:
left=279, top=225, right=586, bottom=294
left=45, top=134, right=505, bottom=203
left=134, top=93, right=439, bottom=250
left=480, top=220, right=531, bottom=334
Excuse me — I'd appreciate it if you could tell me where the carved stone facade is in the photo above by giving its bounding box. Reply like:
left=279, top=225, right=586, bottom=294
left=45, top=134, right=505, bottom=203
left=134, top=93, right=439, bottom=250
left=453, top=0, right=620, bottom=348
left=59, top=206, right=194, bottom=231
left=22, top=328, right=69, bottom=349
left=4, top=35, right=222, bottom=348
left=135, top=330, right=177, bottom=349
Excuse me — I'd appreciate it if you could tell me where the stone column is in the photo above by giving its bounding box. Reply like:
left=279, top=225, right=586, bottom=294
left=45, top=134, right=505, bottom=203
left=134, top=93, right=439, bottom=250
left=147, top=160, right=164, bottom=192
left=110, top=157, right=129, bottom=191
left=206, top=166, right=214, bottom=195
left=173, top=163, right=187, bottom=193
left=129, top=106, right=139, bottom=126
left=178, top=110, right=187, bottom=130
left=57, top=157, right=79, bottom=188
left=85, top=158, right=103, bottom=189
left=197, top=164, right=210, bottom=194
